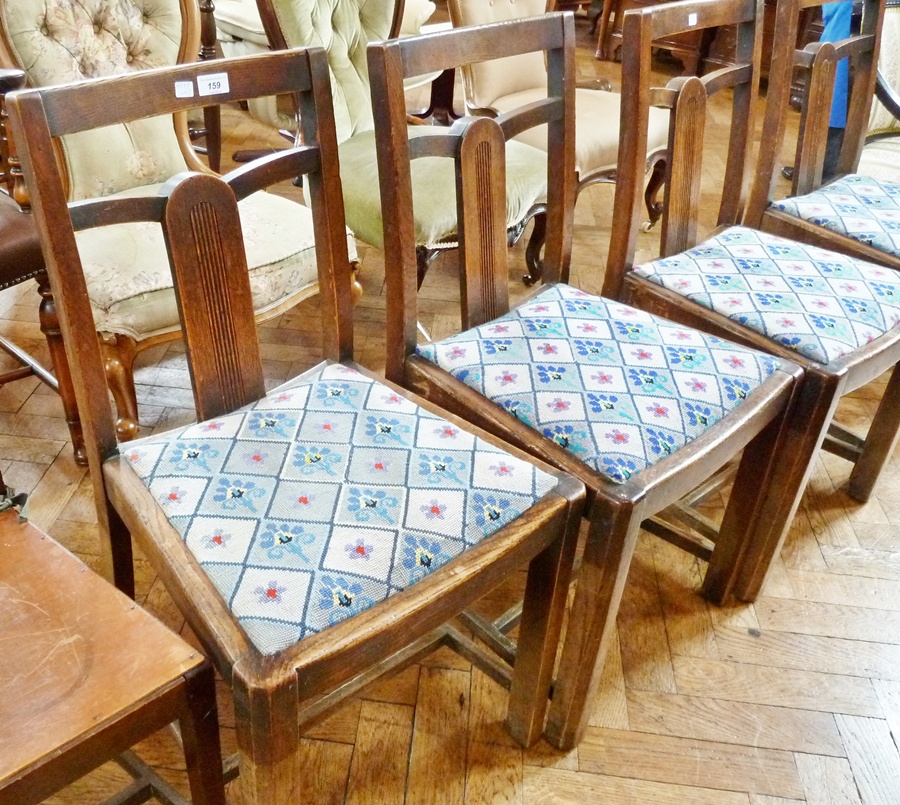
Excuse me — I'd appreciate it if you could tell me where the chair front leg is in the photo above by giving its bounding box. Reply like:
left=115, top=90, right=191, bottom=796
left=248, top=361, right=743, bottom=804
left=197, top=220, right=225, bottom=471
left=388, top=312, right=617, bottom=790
left=544, top=495, right=644, bottom=751
left=100, top=333, right=140, bottom=442
left=848, top=364, right=900, bottom=503
left=179, top=661, right=227, bottom=805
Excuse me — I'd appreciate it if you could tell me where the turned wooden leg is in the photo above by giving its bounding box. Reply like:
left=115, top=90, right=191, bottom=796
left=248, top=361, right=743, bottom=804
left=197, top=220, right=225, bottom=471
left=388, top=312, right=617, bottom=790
left=726, top=368, right=844, bottom=603
left=506, top=495, right=582, bottom=747
left=350, top=260, right=364, bottom=304
left=523, top=212, right=547, bottom=287
left=848, top=365, right=900, bottom=503
left=233, top=659, right=301, bottom=805
left=544, top=497, right=643, bottom=751
left=595, top=0, right=616, bottom=60
left=180, top=661, right=227, bottom=805
left=36, top=272, right=87, bottom=465
left=100, top=334, right=140, bottom=442
left=643, top=156, right=666, bottom=229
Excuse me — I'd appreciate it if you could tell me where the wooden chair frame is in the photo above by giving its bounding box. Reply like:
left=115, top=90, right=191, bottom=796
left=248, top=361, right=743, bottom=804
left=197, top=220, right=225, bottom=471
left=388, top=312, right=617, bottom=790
left=603, top=0, right=900, bottom=512
left=254, top=0, right=549, bottom=287
left=0, top=0, right=360, bottom=446
left=369, top=10, right=806, bottom=751
left=8, top=47, right=584, bottom=802
left=744, top=0, right=894, bottom=266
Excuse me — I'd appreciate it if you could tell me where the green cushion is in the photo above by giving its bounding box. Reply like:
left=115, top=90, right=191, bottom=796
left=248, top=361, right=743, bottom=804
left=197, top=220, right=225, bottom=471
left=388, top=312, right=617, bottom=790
left=338, top=126, right=548, bottom=250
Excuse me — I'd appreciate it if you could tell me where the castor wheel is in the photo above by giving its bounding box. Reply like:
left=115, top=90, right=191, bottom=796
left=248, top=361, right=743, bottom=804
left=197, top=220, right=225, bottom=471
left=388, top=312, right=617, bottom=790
left=640, top=219, right=655, bottom=232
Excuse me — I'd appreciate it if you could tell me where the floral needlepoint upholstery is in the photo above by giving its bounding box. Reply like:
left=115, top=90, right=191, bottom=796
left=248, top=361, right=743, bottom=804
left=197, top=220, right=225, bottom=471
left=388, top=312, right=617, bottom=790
left=769, top=174, right=900, bottom=259
left=123, top=363, right=558, bottom=655
left=632, top=226, right=900, bottom=364
left=416, top=284, right=779, bottom=485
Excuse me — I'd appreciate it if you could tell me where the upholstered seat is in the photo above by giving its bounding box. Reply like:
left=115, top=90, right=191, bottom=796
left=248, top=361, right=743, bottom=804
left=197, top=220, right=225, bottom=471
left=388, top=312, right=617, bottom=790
left=124, top=361, right=559, bottom=655
left=768, top=175, right=900, bottom=261
left=0, top=194, right=43, bottom=290
left=0, top=0, right=358, bottom=441
left=77, top=185, right=328, bottom=339
left=338, top=127, right=547, bottom=249
left=634, top=226, right=900, bottom=364
left=417, top=284, right=780, bottom=484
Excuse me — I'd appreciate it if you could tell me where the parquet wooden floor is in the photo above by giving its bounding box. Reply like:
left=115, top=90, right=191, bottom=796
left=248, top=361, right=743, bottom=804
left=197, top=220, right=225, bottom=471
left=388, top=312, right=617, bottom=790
left=6, top=11, right=900, bottom=804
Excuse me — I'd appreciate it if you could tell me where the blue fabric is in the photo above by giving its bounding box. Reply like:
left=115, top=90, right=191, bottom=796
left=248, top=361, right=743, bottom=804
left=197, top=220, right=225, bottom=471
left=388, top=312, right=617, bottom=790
left=123, top=362, right=559, bottom=655
left=822, top=1, right=852, bottom=128
left=770, top=174, right=900, bottom=262
left=632, top=226, right=900, bottom=364
left=416, top=285, right=779, bottom=484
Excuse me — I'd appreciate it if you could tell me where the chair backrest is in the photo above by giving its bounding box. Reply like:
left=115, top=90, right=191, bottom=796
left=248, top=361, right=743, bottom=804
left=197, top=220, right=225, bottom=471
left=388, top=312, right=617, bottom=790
left=602, top=0, right=764, bottom=299
left=6, top=48, right=353, bottom=478
left=868, top=0, right=900, bottom=137
left=745, top=0, right=886, bottom=223
left=0, top=0, right=205, bottom=200
left=448, top=0, right=549, bottom=112
left=367, top=13, right=576, bottom=382
left=256, top=0, right=395, bottom=143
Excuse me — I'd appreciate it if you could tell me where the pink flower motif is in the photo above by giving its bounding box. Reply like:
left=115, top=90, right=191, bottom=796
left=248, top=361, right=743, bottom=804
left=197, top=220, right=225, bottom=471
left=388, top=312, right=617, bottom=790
left=606, top=429, right=629, bottom=444
left=490, top=463, right=514, bottom=477
left=202, top=421, right=224, bottom=431
left=675, top=280, right=690, bottom=290
left=592, top=371, right=613, bottom=384
left=814, top=300, right=830, bottom=308
left=496, top=371, right=517, bottom=386
left=203, top=531, right=231, bottom=549
left=126, top=450, right=141, bottom=462
left=490, top=324, right=510, bottom=333
left=538, top=343, right=558, bottom=355
left=338, top=365, right=360, bottom=375
left=246, top=450, right=267, bottom=465
left=579, top=324, right=598, bottom=333
left=633, top=349, right=652, bottom=360
left=617, top=307, right=637, bottom=316
left=449, top=347, right=466, bottom=359
left=163, top=486, right=187, bottom=505
left=762, top=279, right=775, bottom=287
left=345, top=539, right=373, bottom=560
left=255, top=581, right=286, bottom=604
left=687, top=378, right=707, bottom=392
left=372, top=459, right=388, bottom=472
left=436, top=425, right=459, bottom=439
left=422, top=499, right=446, bottom=519
left=548, top=398, right=571, bottom=412
left=727, top=298, right=741, bottom=307
left=382, top=393, right=403, bottom=405
left=320, top=420, right=336, bottom=433
left=533, top=305, right=550, bottom=312
left=296, top=494, right=312, bottom=506
left=777, top=318, right=795, bottom=327
left=673, top=331, right=692, bottom=340
left=840, top=284, right=858, bottom=293
left=646, top=404, right=669, bottom=418
left=724, top=356, right=745, bottom=368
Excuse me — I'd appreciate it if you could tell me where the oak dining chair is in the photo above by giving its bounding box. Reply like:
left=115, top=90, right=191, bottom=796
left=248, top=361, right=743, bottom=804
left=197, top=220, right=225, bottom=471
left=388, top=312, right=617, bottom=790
left=7, top=46, right=584, bottom=802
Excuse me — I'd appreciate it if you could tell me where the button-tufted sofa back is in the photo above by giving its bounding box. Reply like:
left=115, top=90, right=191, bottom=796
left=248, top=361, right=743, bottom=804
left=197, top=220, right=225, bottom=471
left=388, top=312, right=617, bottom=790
left=262, top=0, right=394, bottom=143
left=0, top=0, right=201, bottom=200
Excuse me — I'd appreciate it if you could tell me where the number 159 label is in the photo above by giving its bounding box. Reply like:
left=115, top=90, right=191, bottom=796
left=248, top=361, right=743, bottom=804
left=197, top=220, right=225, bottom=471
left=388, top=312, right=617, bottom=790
left=197, top=72, right=230, bottom=97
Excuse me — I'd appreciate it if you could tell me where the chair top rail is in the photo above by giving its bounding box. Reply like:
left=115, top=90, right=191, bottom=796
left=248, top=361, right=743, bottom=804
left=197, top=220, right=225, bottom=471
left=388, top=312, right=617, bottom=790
left=796, top=33, right=878, bottom=67
left=9, top=48, right=317, bottom=139
left=625, top=0, right=757, bottom=42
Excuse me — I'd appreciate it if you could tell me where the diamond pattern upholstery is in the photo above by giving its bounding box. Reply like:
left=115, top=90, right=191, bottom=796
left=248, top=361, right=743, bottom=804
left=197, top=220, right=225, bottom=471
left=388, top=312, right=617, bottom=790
left=123, top=363, right=558, bottom=655
left=415, top=284, right=779, bottom=484
left=632, top=226, right=900, bottom=364
left=770, top=174, right=900, bottom=259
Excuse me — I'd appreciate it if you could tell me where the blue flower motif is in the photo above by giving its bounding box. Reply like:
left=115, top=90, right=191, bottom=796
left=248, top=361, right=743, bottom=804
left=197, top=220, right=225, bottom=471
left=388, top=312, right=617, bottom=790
left=501, top=399, right=533, bottom=424
left=292, top=445, right=341, bottom=475
left=213, top=478, right=266, bottom=511
left=483, top=339, right=513, bottom=355
left=601, top=457, right=637, bottom=482
left=523, top=318, right=563, bottom=335
left=259, top=522, right=314, bottom=562
left=314, top=383, right=360, bottom=408
left=587, top=393, right=619, bottom=414
left=364, top=416, right=411, bottom=445
left=573, top=339, right=613, bottom=361
left=318, top=576, right=374, bottom=625
left=541, top=424, right=588, bottom=454
left=684, top=402, right=716, bottom=428
left=809, top=314, right=840, bottom=331
left=401, top=535, right=447, bottom=583
left=418, top=454, right=466, bottom=485
left=246, top=412, right=296, bottom=438
left=627, top=368, right=668, bottom=391
left=536, top=365, right=567, bottom=384
left=870, top=282, right=897, bottom=299
left=722, top=377, right=751, bottom=402
left=666, top=347, right=705, bottom=367
left=646, top=428, right=676, bottom=456
left=471, top=492, right=518, bottom=531
left=614, top=320, right=654, bottom=340
left=346, top=489, right=399, bottom=523
left=755, top=292, right=789, bottom=308
left=168, top=442, right=218, bottom=471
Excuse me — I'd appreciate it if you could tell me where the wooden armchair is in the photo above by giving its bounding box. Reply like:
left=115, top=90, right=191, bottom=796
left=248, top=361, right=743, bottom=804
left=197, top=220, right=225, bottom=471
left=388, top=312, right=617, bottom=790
left=0, top=0, right=359, bottom=444
left=858, top=0, right=900, bottom=182
left=744, top=0, right=898, bottom=270
left=603, top=0, right=900, bottom=553
left=7, top=47, right=584, bottom=802
left=368, top=10, right=808, bottom=751
left=448, top=0, right=668, bottom=285
left=255, top=0, right=551, bottom=287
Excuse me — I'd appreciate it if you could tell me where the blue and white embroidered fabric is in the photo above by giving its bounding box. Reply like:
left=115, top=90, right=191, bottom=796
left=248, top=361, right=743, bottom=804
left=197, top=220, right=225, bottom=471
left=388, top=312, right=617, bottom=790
left=123, top=363, right=558, bottom=656
left=632, top=226, right=900, bottom=364
left=770, top=174, right=900, bottom=259
left=415, top=284, right=778, bottom=485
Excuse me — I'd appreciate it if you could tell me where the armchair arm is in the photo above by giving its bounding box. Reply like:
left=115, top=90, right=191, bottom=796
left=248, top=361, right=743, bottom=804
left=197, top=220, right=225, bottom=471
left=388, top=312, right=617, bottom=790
left=0, top=68, right=30, bottom=208
left=875, top=68, right=900, bottom=124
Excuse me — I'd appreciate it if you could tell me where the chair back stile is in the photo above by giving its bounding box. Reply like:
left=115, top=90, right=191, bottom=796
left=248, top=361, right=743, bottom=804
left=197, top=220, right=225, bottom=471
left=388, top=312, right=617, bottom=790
left=604, top=0, right=763, bottom=299
left=745, top=0, right=887, bottom=226
left=369, top=13, right=577, bottom=384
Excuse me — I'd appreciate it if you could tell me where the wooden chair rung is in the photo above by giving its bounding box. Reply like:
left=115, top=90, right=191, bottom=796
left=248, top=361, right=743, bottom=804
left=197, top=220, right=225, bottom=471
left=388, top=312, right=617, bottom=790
left=443, top=626, right=514, bottom=690
left=641, top=515, right=716, bottom=563
left=115, top=750, right=191, bottom=805
left=457, top=609, right=518, bottom=666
